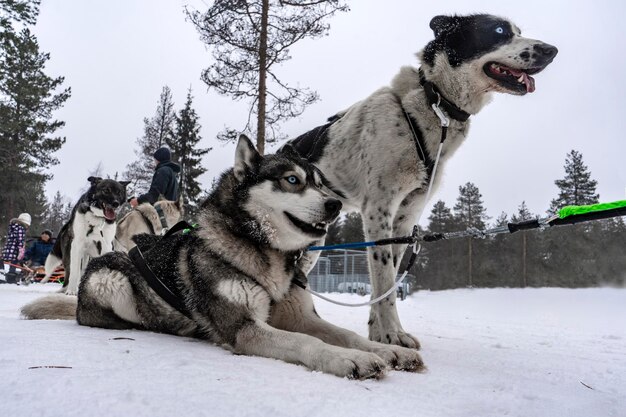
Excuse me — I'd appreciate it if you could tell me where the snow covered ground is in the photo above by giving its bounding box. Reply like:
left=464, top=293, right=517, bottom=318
left=1, top=283, right=624, bottom=417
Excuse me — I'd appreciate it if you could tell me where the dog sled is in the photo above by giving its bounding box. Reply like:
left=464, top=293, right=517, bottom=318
left=1, top=261, right=64, bottom=285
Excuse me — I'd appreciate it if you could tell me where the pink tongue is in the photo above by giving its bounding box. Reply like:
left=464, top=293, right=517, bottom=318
left=105, top=207, right=116, bottom=220
left=507, top=68, right=535, bottom=93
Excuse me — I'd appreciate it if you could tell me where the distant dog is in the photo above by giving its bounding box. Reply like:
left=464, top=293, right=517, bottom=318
left=22, top=135, right=423, bottom=379
left=114, top=200, right=183, bottom=253
left=286, top=14, right=558, bottom=348
left=41, top=177, right=129, bottom=295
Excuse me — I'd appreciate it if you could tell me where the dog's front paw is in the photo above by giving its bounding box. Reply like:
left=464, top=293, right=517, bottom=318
left=371, top=345, right=425, bottom=372
left=62, top=287, right=78, bottom=296
left=369, top=328, right=421, bottom=350
left=320, top=350, right=387, bottom=380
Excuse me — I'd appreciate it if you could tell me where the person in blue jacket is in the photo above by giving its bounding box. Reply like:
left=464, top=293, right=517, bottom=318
left=24, top=229, right=54, bottom=267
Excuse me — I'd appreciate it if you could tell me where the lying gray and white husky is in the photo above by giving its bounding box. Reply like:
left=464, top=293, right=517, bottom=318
left=22, top=135, right=423, bottom=379
left=40, top=176, right=129, bottom=295
left=286, top=14, right=558, bottom=349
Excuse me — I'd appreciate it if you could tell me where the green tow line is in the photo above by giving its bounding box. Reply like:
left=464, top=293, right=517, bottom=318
left=558, top=200, right=626, bottom=219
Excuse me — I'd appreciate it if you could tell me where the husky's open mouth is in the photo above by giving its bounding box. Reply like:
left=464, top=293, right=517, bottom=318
left=100, top=203, right=117, bottom=221
left=483, top=62, right=544, bottom=94
left=284, top=212, right=328, bottom=238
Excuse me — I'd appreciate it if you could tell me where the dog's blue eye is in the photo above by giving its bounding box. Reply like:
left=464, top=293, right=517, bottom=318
left=286, top=176, right=299, bottom=184
left=495, top=27, right=504, bottom=34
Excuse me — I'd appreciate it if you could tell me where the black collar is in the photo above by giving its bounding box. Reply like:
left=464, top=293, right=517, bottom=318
left=418, top=68, right=471, bottom=123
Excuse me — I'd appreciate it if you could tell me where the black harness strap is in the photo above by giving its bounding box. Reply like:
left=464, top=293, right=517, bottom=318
left=155, top=204, right=169, bottom=231
left=129, top=220, right=195, bottom=318
left=402, top=108, right=435, bottom=179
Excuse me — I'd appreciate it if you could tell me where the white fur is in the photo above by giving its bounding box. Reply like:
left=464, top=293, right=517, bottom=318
left=84, top=270, right=141, bottom=324
left=66, top=210, right=116, bottom=295
left=244, top=182, right=331, bottom=251
left=295, top=17, right=555, bottom=348
left=216, top=280, right=271, bottom=322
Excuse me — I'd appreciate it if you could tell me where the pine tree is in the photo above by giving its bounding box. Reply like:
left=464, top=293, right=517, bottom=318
left=493, top=211, right=509, bottom=227
left=511, top=201, right=534, bottom=222
left=1, top=0, right=39, bottom=35
left=340, top=212, right=364, bottom=244
left=169, top=88, right=211, bottom=212
left=186, top=0, right=349, bottom=154
left=453, top=182, right=488, bottom=287
left=41, top=191, right=70, bottom=236
left=549, top=150, right=599, bottom=213
left=124, top=86, right=176, bottom=194
left=0, top=11, right=70, bottom=235
left=427, top=200, right=455, bottom=233
left=453, top=182, right=489, bottom=229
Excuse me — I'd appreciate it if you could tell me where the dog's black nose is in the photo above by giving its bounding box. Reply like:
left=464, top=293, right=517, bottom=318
left=324, top=199, right=342, bottom=217
left=112, top=201, right=120, bottom=208
left=533, top=43, right=558, bottom=60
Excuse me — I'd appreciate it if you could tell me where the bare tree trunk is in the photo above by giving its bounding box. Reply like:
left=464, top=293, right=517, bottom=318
left=468, top=238, right=473, bottom=287
left=522, top=231, right=527, bottom=287
left=256, top=0, right=270, bottom=155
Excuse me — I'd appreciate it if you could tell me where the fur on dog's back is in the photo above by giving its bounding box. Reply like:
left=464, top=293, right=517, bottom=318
left=21, top=294, right=77, bottom=320
left=114, top=200, right=183, bottom=253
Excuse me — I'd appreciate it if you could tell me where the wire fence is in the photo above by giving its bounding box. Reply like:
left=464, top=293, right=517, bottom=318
left=308, top=249, right=412, bottom=297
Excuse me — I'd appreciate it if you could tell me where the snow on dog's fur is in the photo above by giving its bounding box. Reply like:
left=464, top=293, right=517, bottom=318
left=286, top=14, right=558, bottom=349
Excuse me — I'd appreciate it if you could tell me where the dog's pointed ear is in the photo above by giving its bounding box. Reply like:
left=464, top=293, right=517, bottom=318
left=277, top=143, right=301, bottom=159
left=88, top=176, right=102, bottom=185
left=119, top=180, right=131, bottom=188
left=430, top=15, right=454, bottom=38
left=234, top=134, right=261, bottom=182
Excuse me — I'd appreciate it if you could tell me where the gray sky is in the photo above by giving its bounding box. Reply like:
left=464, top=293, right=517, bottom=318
left=33, top=0, right=626, bottom=224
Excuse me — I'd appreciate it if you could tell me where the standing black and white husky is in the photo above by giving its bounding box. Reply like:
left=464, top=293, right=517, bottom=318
left=22, top=136, right=423, bottom=379
left=41, top=176, right=129, bottom=295
left=286, top=14, right=558, bottom=348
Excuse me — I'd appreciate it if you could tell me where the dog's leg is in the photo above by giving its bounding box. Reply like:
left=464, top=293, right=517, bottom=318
left=369, top=190, right=432, bottom=349
left=77, top=269, right=141, bottom=330
left=269, top=286, right=424, bottom=372
left=361, top=202, right=421, bottom=349
left=65, top=240, right=84, bottom=295
left=234, top=319, right=386, bottom=379
left=40, top=253, right=62, bottom=284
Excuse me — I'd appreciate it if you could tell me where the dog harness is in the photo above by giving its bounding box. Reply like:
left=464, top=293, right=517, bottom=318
left=129, top=221, right=193, bottom=318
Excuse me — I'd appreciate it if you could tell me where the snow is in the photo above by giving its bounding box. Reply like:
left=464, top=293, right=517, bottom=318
left=1, top=284, right=624, bottom=417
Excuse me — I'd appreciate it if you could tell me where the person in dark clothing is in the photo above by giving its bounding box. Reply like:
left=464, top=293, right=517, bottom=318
left=24, top=229, right=54, bottom=267
left=129, top=147, right=180, bottom=207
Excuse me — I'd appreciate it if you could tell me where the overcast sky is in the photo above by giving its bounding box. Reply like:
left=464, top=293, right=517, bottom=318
left=32, top=0, right=626, bottom=224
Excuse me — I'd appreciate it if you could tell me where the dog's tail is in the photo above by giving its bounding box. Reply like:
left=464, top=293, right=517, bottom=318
left=39, top=253, right=62, bottom=284
left=21, top=294, right=77, bottom=320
